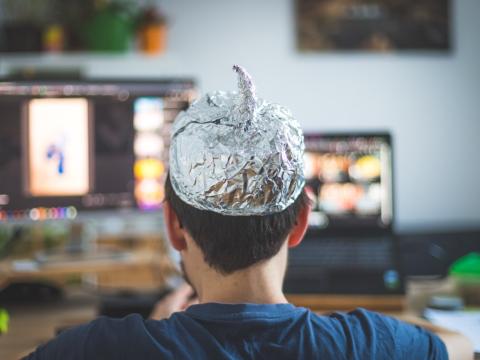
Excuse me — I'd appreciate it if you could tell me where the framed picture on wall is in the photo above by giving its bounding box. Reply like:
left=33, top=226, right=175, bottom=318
left=296, top=0, right=451, bottom=52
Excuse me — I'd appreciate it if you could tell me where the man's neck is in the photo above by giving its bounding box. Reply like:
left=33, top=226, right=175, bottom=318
left=189, top=243, right=289, bottom=305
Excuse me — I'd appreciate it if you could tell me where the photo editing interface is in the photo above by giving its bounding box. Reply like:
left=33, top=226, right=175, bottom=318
left=0, top=80, right=195, bottom=222
left=304, top=134, right=393, bottom=232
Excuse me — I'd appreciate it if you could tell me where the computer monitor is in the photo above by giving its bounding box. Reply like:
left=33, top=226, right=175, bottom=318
left=304, top=133, right=394, bottom=235
left=0, top=79, right=196, bottom=222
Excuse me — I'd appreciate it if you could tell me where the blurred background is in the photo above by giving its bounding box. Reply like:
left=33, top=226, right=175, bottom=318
left=0, top=0, right=479, bottom=358
left=1, top=0, right=477, bottom=229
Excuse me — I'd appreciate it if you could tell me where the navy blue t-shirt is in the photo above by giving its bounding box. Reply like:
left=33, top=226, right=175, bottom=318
left=26, top=304, right=447, bottom=359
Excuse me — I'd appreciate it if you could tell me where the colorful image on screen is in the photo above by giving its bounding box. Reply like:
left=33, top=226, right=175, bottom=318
left=304, top=135, right=392, bottom=229
left=133, top=97, right=166, bottom=210
left=27, top=98, right=90, bottom=197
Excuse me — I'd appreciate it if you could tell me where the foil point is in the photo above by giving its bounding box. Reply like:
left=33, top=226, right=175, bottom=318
left=232, top=65, right=257, bottom=130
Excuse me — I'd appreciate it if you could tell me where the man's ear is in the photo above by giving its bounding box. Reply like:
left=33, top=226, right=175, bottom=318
left=287, top=197, right=312, bottom=248
left=163, top=201, right=187, bottom=251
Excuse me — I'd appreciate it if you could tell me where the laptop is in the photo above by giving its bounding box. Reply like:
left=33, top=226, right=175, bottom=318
left=284, top=132, right=405, bottom=298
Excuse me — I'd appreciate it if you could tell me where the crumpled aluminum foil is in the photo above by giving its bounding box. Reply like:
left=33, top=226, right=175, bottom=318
left=169, top=65, right=305, bottom=216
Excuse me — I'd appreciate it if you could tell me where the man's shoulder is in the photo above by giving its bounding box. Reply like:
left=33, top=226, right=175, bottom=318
left=26, top=314, right=172, bottom=360
left=308, top=307, right=397, bottom=329
left=317, top=308, right=448, bottom=360
left=317, top=307, right=429, bottom=340
left=302, top=308, right=392, bottom=342
left=59, top=313, right=148, bottom=346
left=82, top=314, right=179, bottom=356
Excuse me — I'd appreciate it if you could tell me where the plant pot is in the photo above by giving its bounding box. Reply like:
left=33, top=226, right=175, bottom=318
left=83, top=9, right=133, bottom=52
left=138, top=23, right=167, bottom=55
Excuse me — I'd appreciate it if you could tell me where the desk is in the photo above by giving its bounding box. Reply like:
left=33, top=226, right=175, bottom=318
left=0, top=250, right=178, bottom=292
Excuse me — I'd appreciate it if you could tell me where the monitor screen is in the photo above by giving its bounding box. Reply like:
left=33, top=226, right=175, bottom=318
left=304, top=133, right=393, bottom=234
left=0, top=79, right=195, bottom=222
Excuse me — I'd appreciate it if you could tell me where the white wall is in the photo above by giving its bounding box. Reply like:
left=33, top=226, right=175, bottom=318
left=1, top=0, right=479, bottom=231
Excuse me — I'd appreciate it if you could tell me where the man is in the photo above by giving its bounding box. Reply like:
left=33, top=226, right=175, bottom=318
left=26, top=66, right=472, bottom=359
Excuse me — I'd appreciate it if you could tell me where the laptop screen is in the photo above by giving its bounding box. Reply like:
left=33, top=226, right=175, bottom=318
left=304, top=133, right=394, bottom=235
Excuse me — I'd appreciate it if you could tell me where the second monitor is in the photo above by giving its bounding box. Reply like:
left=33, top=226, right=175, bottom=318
left=304, top=133, right=394, bottom=235
left=0, top=79, right=196, bottom=222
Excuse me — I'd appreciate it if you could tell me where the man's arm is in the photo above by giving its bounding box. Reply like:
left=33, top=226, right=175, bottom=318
left=397, top=314, right=474, bottom=360
left=150, top=283, right=197, bottom=320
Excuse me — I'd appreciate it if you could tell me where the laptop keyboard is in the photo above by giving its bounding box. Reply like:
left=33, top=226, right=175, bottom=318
left=289, top=238, right=393, bottom=269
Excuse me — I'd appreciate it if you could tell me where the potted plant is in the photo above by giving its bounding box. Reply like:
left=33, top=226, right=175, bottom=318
left=83, top=0, right=137, bottom=52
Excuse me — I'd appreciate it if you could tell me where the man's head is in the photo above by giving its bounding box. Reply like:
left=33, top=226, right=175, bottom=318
left=164, top=65, right=310, bottom=287
left=164, top=174, right=310, bottom=275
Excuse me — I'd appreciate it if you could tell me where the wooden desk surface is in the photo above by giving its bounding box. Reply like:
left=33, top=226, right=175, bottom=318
left=0, top=252, right=170, bottom=280
left=0, top=251, right=178, bottom=294
left=287, top=293, right=406, bottom=312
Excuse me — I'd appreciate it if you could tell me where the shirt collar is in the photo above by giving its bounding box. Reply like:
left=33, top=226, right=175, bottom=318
left=185, top=302, right=302, bottom=321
